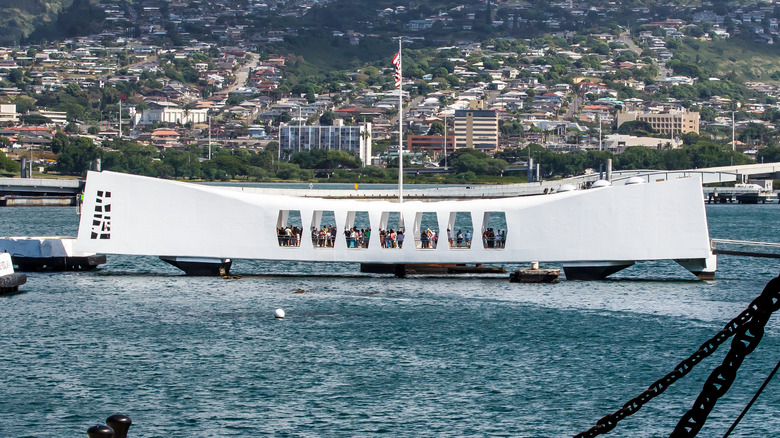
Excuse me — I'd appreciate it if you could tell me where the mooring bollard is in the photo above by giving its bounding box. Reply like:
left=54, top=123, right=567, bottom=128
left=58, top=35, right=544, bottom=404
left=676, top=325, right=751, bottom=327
left=106, top=414, right=132, bottom=438
left=87, top=424, right=114, bottom=438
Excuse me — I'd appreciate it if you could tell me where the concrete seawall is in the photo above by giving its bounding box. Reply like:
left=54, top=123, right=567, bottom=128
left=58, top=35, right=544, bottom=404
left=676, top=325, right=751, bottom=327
left=1, top=196, right=77, bottom=206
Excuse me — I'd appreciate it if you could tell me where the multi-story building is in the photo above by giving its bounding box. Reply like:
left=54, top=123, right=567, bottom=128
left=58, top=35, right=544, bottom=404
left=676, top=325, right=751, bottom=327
left=602, top=134, right=683, bottom=153
left=134, top=103, right=209, bottom=126
left=616, top=108, right=700, bottom=136
left=35, top=110, right=67, bottom=127
left=453, top=109, right=498, bottom=152
left=0, top=104, right=17, bottom=124
left=279, top=122, right=372, bottom=167
left=406, top=135, right=455, bottom=156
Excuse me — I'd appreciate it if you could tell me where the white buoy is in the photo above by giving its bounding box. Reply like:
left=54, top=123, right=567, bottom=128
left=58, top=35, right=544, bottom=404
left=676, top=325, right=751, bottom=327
left=274, top=308, right=285, bottom=319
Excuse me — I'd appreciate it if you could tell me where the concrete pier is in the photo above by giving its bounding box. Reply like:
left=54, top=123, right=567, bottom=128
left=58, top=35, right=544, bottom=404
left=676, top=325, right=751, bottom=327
left=0, top=178, right=82, bottom=206
left=711, top=239, right=780, bottom=259
left=1, top=195, right=77, bottom=206
left=703, top=187, right=777, bottom=204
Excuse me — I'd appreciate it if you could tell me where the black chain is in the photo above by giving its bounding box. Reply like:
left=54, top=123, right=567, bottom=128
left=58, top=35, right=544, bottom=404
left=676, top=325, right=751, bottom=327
left=575, top=276, right=780, bottom=438
left=671, top=276, right=780, bottom=437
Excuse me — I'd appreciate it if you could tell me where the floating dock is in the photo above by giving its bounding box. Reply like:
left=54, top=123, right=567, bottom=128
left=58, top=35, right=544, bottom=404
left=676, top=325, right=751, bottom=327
left=0, top=237, right=106, bottom=271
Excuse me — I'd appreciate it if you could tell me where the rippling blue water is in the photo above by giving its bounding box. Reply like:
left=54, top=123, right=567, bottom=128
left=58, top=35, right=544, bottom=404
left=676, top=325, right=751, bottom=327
left=1, top=204, right=779, bottom=437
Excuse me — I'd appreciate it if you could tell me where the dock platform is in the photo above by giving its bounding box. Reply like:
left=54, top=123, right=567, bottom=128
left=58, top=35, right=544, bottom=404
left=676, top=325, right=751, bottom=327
left=703, top=188, right=777, bottom=204
left=0, top=237, right=106, bottom=271
left=0, top=178, right=82, bottom=206
left=711, top=239, right=780, bottom=259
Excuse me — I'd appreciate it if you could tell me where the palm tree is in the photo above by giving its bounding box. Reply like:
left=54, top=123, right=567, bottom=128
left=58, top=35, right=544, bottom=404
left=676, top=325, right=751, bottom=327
left=360, top=128, right=371, bottom=143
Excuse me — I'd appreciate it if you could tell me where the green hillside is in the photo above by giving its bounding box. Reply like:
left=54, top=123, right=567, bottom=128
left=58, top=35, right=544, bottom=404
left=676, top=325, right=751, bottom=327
left=672, top=34, right=780, bottom=82
left=0, top=0, right=72, bottom=44
left=0, top=0, right=104, bottom=45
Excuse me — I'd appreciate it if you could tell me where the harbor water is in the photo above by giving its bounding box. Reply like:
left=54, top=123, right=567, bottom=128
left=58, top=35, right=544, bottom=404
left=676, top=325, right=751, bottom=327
left=1, top=204, right=779, bottom=437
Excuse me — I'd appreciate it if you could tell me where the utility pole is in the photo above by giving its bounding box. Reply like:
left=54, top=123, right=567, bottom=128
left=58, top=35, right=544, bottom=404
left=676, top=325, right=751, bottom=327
left=208, top=115, right=212, bottom=160
left=395, top=37, right=404, bottom=203
left=443, top=114, right=448, bottom=170
left=731, top=110, right=736, bottom=167
left=598, top=114, right=602, bottom=151
left=298, top=105, right=302, bottom=153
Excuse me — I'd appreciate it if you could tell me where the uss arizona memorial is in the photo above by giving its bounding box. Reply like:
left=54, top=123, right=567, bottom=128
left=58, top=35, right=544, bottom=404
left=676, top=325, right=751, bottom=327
left=75, top=170, right=717, bottom=280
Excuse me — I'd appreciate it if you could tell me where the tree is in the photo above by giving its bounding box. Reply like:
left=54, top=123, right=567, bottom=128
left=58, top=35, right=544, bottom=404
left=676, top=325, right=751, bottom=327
left=226, top=93, right=246, bottom=105
left=64, top=123, right=81, bottom=134
left=50, top=132, right=69, bottom=154
left=276, top=162, right=304, bottom=180
left=740, top=122, right=774, bottom=146
left=617, top=120, right=654, bottom=136
left=449, top=148, right=507, bottom=176
left=615, top=146, right=660, bottom=170
left=688, top=142, right=751, bottom=168
left=264, top=141, right=279, bottom=157
left=54, top=137, right=100, bottom=176
left=8, top=68, right=25, bottom=85
left=698, top=106, right=717, bottom=122
left=660, top=148, right=692, bottom=170
left=319, top=111, right=337, bottom=126
left=358, top=166, right=386, bottom=180
left=428, top=121, right=445, bottom=136
left=0, top=149, right=19, bottom=173
left=481, top=57, right=500, bottom=70
left=499, top=120, right=524, bottom=136
left=667, top=60, right=703, bottom=79
left=290, top=149, right=360, bottom=169
left=249, top=150, right=275, bottom=171
left=757, top=146, right=780, bottom=163
left=12, top=95, right=36, bottom=114
left=276, top=112, right=292, bottom=126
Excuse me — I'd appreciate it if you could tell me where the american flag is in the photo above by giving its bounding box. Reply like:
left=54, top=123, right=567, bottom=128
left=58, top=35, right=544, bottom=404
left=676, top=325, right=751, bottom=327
left=392, top=51, right=401, bottom=88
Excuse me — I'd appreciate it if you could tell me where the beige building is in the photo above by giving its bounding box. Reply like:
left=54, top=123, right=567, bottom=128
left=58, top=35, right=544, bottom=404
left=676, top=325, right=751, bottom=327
left=36, top=110, right=68, bottom=127
left=454, top=109, right=498, bottom=152
left=135, top=104, right=209, bottom=126
left=616, top=108, right=699, bottom=136
left=0, top=104, right=17, bottom=124
left=602, top=134, right=683, bottom=153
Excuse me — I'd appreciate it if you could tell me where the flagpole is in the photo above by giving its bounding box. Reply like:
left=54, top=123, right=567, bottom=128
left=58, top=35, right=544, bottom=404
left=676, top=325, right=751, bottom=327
left=397, top=37, right=403, bottom=203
